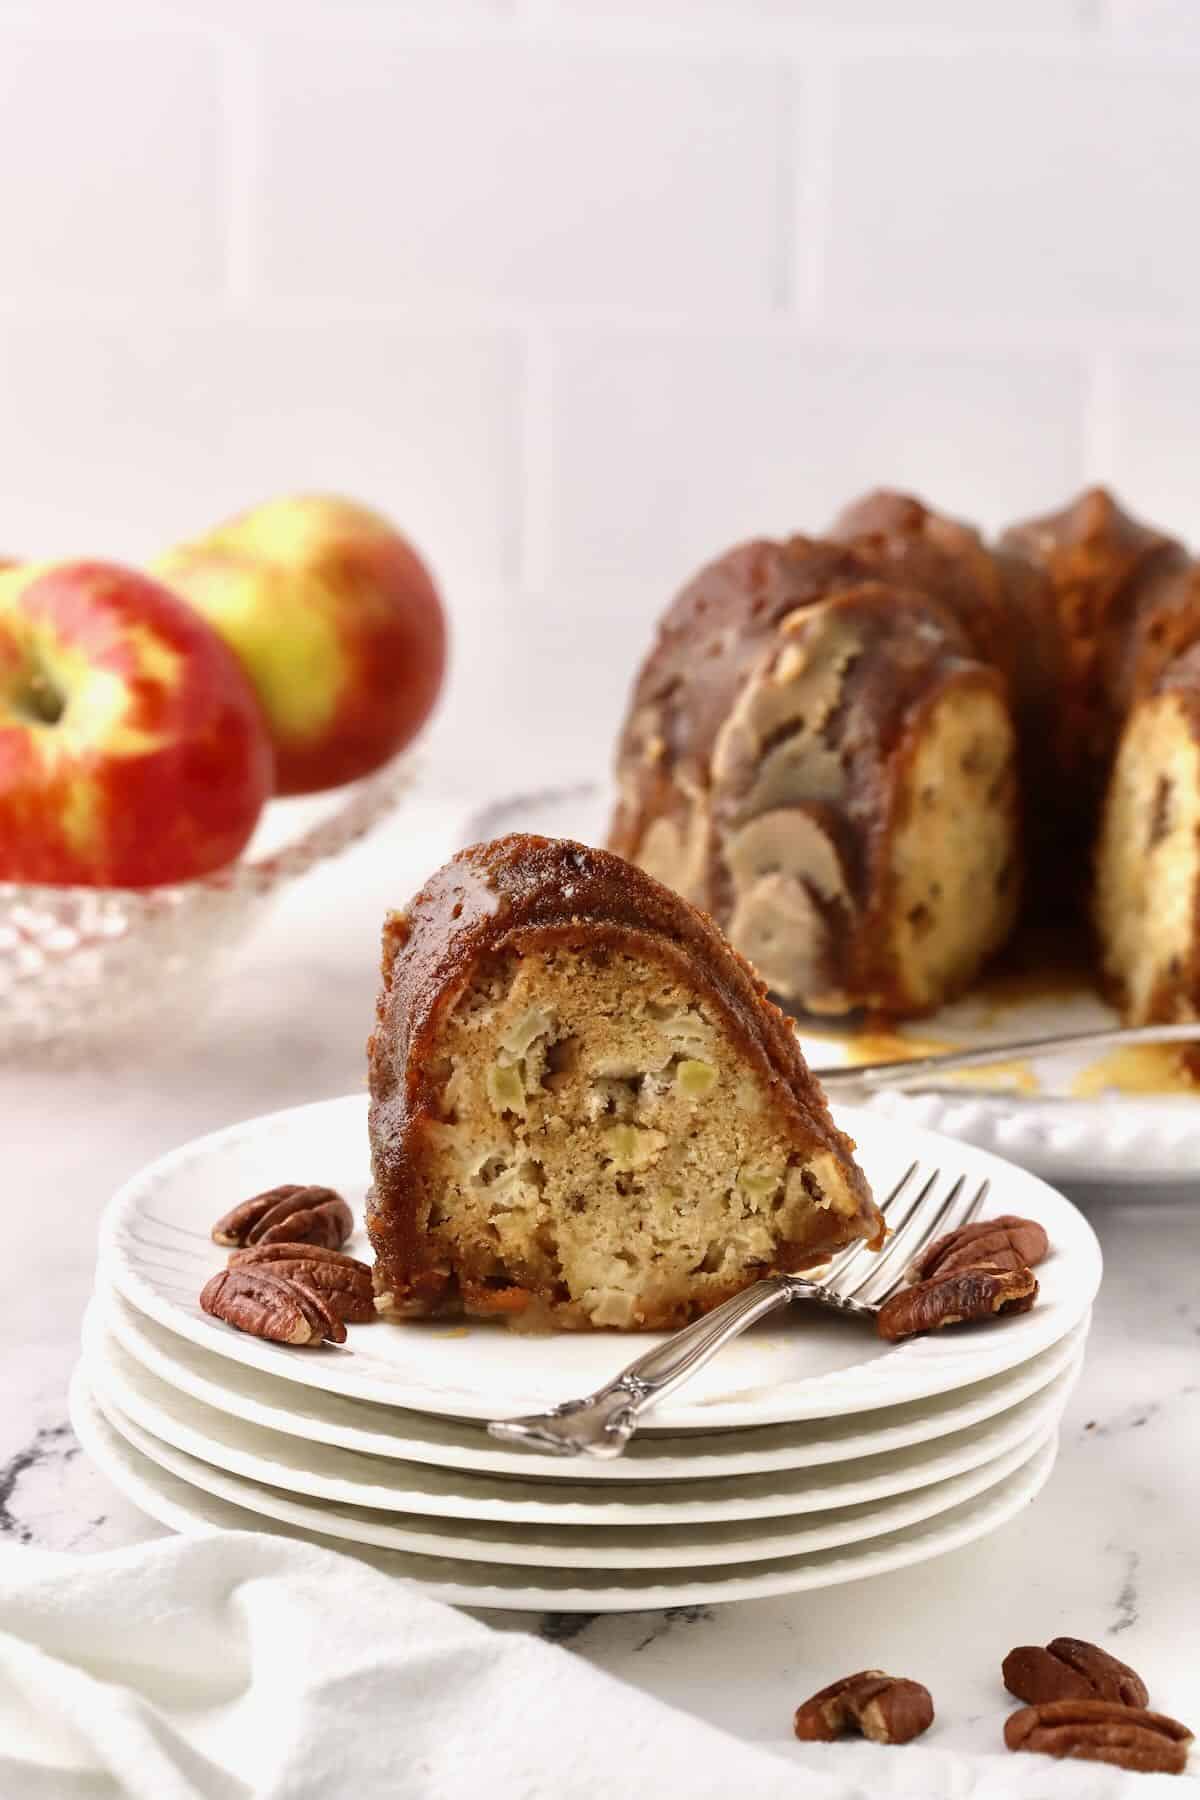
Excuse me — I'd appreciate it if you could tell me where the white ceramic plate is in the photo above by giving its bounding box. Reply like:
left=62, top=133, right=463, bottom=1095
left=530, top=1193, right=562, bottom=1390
left=97, top=1094, right=1101, bottom=1428
left=80, top=1313, right=1080, bottom=1526
left=69, top=1369, right=1060, bottom=1612
left=89, top=1376, right=1059, bottom=1570
left=819, top=1082, right=1200, bottom=1189
left=469, top=784, right=1200, bottom=1187
left=99, top=1281, right=1090, bottom=1482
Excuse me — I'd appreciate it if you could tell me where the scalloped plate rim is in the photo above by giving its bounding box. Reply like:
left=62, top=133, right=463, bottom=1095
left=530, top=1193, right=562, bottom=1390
left=839, top=1085, right=1200, bottom=1186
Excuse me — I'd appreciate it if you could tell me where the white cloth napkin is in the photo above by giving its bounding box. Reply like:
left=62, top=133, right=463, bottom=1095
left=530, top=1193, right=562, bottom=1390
left=0, top=1534, right=1174, bottom=1799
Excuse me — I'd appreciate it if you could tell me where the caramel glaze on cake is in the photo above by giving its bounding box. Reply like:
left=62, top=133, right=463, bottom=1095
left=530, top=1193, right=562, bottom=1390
left=367, top=834, right=882, bottom=1330
left=612, top=486, right=1200, bottom=1025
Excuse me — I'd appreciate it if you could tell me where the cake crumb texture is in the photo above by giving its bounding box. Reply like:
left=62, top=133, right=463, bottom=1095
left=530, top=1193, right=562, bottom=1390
left=367, top=834, right=880, bottom=1330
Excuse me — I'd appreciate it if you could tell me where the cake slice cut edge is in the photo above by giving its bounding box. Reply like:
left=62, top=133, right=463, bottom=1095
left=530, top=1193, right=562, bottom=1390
left=366, top=834, right=883, bottom=1332
left=1094, top=665, right=1200, bottom=1024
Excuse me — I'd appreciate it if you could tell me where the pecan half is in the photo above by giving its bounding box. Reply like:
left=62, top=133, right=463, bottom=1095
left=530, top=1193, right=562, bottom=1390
left=1005, top=1700, right=1193, bottom=1774
left=211, top=1185, right=353, bottom=1250
left=228, top=1241, right=357, bottom=1266
left=229, top=1242, right=376, bottom=1323
left=794, top=1671, right=934, bottom=1746
left=200, top=1266, right=347, bottom=1345
left=1003, top=1638, right=1149, bottom=1709
left=877, top=1263, right=1037, bottom=1341
left=908, top=1215, right=1049, bottom=1283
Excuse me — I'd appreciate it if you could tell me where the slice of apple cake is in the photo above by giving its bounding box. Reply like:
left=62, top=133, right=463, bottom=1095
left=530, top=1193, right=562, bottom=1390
left=367, top=835, right=881, bottom=1331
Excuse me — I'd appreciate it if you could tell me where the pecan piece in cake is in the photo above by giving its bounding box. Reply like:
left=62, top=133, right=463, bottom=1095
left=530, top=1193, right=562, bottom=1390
left=211, top=1184, right=353, bottom=1250
left=876, top=1263, right=1037, bottom=1341
left=794, top=1671, right=934, bottom=1746
left=908, top=1214, right=1049, bottom=1283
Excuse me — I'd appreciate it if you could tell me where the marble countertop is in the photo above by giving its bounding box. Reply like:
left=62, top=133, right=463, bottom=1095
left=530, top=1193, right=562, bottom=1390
left=5, top=784, right=1199, bottom=1775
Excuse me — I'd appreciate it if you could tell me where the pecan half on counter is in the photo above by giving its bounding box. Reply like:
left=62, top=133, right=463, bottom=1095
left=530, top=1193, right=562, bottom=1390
left=794, top=1671, right=934, bottom=1746
left=1003, top=1637, right=1149, bottom=1708
left=211, top=1184, right=353, bottom=1251
left=907, top=1214, right=1049, bottom=1283
left=200, top=1266, right=347, bottom=1346
left=1005, top=1700, right=1193, bottom=1774
left=228, top=1242, right=376, bottom=1324
left=877, top=1264, right=1038, bottom=1341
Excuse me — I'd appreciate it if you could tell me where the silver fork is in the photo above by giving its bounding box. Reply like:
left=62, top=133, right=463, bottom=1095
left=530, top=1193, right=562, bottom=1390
left=487, top=1162, right=988, bottom=1460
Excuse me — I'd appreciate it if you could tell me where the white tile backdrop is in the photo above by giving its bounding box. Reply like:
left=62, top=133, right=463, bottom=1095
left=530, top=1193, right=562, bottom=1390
left=0, top=0, right=1194, bottom=785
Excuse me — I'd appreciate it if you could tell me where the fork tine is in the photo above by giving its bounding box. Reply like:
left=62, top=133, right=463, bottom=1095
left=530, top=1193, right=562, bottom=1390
left=837, top=1168, right=957, bottom=1303
left=831, top=1165, right=940, bottom=1301
left=960, top=1177, right=990, bottom=1230
left=808, top=1160, right=920, bottom=1289
left=852, top=1173, right=964, bottom=1303
left=854, top=1172, right=993, bottom=1306
left=881, top=1160, right=920, bottom=1217
left=905, top=1173, right=989, bottom=1273
left=849, top=1159, right=919, bottom=1240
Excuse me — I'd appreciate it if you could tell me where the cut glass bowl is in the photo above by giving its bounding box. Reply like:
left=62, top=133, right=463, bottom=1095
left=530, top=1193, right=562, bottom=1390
left=0, top=755, right=417, bottom=1059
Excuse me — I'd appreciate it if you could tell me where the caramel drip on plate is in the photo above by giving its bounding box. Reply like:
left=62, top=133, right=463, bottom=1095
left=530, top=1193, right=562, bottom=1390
left=1071, top=1044, right=1200, bottom=1098
left=801, top=1023, right=1039, bottom=1093
left=798, top=918, right=1200, bottom=1097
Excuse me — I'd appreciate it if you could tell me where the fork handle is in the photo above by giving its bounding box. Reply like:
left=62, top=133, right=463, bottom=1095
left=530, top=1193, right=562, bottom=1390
left=487, top=1277, right=876, bottom=1459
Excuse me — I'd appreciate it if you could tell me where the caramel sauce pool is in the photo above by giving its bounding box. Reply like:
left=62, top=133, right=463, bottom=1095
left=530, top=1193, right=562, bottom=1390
left=797, top=926, right=1200, bottom=1098
left=1069, top=1044, right=1200, bottom=1098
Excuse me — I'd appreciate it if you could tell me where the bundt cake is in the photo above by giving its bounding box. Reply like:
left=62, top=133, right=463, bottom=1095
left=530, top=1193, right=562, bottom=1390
left=610, top=487, right=1200, bottom=1025
left=366, top=834, right=882, bottom=1330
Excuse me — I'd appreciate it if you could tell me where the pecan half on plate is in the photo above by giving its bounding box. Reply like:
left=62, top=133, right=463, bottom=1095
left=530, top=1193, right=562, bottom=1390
left=1005, top=1699, right=1192, bottom=1774
left=200, top=1266, right=347, bottom=1346
left=794, top=1670, right=934, bottom=1746
left=1003, top=1637, right=1149, bottom=1709
left=877, top=1263, right=1038, bottom=1341
left=908, top=1214, right=1049, bottom=1283
left=211, top=1184, right=353, bottom=1251
left=229, top=1242, right=376, bottom=1323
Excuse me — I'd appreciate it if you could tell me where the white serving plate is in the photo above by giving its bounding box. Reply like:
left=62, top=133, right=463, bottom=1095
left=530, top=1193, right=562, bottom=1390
left=88, top=1376, right=1058, bottom=1571
left=97, top=1094, right=1101, bottom=1429
left=80, top=1314, right=1080, bottom=1527
left=469, top=783, right=1200, bottom=1187
left=70, top=1369, right=1060, bottom=1613
left=99, top=1281, right=1090, bottom=1482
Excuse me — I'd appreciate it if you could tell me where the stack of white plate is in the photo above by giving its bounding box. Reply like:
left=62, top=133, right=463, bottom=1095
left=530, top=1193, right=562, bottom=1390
left=76, top=1094, right=1102, bottom=1612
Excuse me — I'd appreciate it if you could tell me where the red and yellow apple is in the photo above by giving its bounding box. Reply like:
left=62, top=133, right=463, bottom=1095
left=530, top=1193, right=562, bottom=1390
left=154, top=496, right=447, bottom=796
left=0, top=561, right=274, bottom=886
